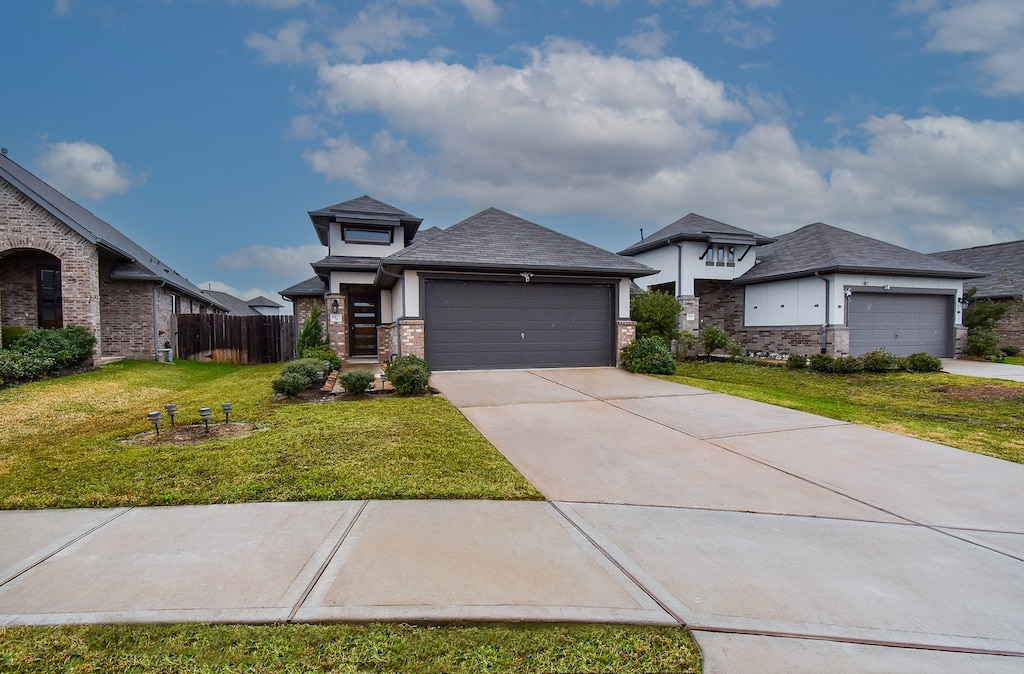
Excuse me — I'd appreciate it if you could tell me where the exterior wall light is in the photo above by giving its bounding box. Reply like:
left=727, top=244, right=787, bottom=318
left=165, top=403, right=177, bottom=427
left=199, top=407, right=212, bottom=433
left=222, top=402, right=232, bottom=424
left=148, top=411, right=161, bottom=436
left=331, top=299, right=340, bottom=313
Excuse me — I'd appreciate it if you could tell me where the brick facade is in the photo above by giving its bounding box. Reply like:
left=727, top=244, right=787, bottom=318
left=398, top=319, right=425, bottom=359
left=995, top=301, right=1024, bottom=350
left=377, top=322, right=398, bottom=363
left=325, top=292, right=347, bottom=362
left=616, top=319, right=637, bottom=365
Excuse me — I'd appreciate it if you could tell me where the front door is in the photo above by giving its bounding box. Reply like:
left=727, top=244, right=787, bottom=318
left=348, top=291, right=380, bottom=357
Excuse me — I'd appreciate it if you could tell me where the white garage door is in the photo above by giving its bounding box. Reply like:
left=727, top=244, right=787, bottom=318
left=847, top=293, right=953, bottom=357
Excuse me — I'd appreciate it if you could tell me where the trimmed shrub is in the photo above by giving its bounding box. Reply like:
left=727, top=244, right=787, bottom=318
left=699, top=326, right=730, bottom=356
left=966, top=329, right=999, bottom=359
left=787, top=354, right=807, bottom=369
left=620, top=336, right=677, bottom=375
left=272, top=372, right=312, bottom=397
left=386, top=355, right=432, bottom=396
left=677, top=330, right=697, bottom=359
left=7, top=326, right=96, bottom=368
left=0, top=350, right=56, bottom=384
left=726, top=339, right=744, bottom=361
left=282, top=358, right=325, bottom=384
left=386, top=354, right=432, bottom=376
left=339, top=369, right=376, bottom=395
left=1, top=326, right=31, bottom=349
left=901, top=352, right=943, bottom=373
left=1001, top=345, right=1022, bottom=357
left=860, top=349, right=899, bottom=373
left=630, top=290, right=681, bottom=345
left=300, top=344, right=342, bottom=371
left=832, top=355, right=863, bottom=374
left=808, top=353, right=835, bottom=373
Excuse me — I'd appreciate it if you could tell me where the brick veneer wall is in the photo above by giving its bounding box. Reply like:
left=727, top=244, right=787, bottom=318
left=98, top=258, right=156, bottom=358
left=0, top=177, right=101, bottom=355
left=398, top=319, right=425, bottom=359
left=995, top=301, right=1024, bottom=350
left=616, top=319, right=636, bottom=365
left=377, top=323, right=397, bottom=364
left=325, top=292, right=347, bottom=362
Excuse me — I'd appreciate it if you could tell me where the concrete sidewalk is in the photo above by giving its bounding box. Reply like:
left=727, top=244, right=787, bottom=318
left=942, top=358, right=1024, bottom=381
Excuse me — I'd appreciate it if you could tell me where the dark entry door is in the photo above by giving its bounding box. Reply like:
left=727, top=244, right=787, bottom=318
left=348, top=291, right=380, bottom=357
left=423, top=279, right=615, bottom=370
left=38, top=265, right=63, bottom=329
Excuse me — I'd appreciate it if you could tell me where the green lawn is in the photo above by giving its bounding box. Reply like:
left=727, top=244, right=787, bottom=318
left=667, top=361, right=1024, bottom=464
left=1004, top=355, right=1024, bottom=366
left=0, top=623, right=701, bottom=674
left=0, top=360, right=541, bottom=508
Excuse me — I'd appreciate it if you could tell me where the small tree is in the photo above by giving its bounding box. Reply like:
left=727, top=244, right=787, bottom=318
left=963, top=287, right=1009, bottom=358
left=630, top=290, right=681, bottom=346
left=698, top=326, right=730, bottom=356
left=297, top=303, right=329, bottom=355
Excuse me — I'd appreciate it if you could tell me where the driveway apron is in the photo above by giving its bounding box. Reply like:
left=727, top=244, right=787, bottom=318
left=431, top=367, right=1024, bottom=670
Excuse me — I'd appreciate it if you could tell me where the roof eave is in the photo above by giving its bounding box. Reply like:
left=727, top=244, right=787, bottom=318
left=381, top=259, right=656, bottom=279
left=734, top=265, right=985, bottom=285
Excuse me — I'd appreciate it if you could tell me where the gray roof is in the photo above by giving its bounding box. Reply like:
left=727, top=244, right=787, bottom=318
left=383, top=207, right=655, bottom=278
left=311, top=255, right=382, bottom=275
left=930, top=241, right=1024, bottom=299
left=247, top=295, right=283, bottom=308
left=618, top=213, right=774, bottom=256
left=0, top=153, right=223, bottom=309
left=280, top=276, right=327, bottom=298
left=735, top=222, right=983, bottom=285
left=308, top=195, right=423, bottom=247
left=203, top=290, right=262, bottom=316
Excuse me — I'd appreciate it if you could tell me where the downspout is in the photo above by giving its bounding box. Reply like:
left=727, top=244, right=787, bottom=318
left=152, top=280, right=166, bottom=360
left=814, top=271, right=829, bottom=354
left=672, top=241, right=684, bottom=297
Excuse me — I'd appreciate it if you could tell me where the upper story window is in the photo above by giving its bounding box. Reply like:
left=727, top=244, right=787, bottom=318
left=705, top=244, right=737, bottom=267
left=171, top=293, right=181, bottom=315
left=343, top=226, right=393, bottom=245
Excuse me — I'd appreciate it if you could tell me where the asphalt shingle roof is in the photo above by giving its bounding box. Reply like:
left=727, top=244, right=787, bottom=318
left=0, top=153, right=222, bottom=308
left=247, top=295, right=283, bottom=308
left=736, top=222, right=983, bottom=284
left=384, top=207, right=655, bottom=278
left=203, top=290, right=262, bottom=316
left=280, top=276, right=327, bottom=298
left=930, top=241, right=1024, bottom=299
left=618, top=213, right=774, bottom=256
left=308, top=195, right=423, bottom=246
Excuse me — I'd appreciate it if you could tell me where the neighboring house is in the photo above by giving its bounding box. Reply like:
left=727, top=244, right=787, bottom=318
left=281, top=196, right=654, bottom=370
left=618, top=213, right=775, bottom=334
left=624, top=218, right=982, bottom=358
left=0, top=153, right=224, bottom=360
left=931, top=241, right=1024, bottom=349
left=203, top=290, right=284, bottom=316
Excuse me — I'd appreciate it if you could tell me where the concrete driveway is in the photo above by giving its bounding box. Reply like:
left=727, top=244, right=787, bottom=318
left=432, top=367, right=1024, bottom=672
left=942, top=358, right=1024, bottom=382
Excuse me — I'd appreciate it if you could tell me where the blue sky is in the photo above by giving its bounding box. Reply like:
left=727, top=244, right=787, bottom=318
left=3, top=0, right=1023, bottom=306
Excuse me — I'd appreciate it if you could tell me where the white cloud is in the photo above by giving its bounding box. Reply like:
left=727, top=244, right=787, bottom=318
left=618, top=15, right=671, bottom=57
left=52, top=0, right=72, bottom=17
left=216, top=244, right=326, bottom=280
left=911, top=0, right=1024, bottom=95
left=36, top=141, right=144, bottom=201
left=246, top=20, right=321, bottom=64
left=329, top=6, right=432, bottom=62
left=453, top=0, right=501, bottom=25
left=228, top=0, right=313, bottom=9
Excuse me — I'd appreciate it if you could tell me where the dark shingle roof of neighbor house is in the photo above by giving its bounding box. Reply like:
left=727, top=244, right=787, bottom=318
left=202, top=291, right=261, bottom=316
left=735, top=222, right=984, bottom=285
left=247, top=295, right=283, bottom=308
left=0, top=153, right=224, bottom=309
left=618, top=213, right=775, bottom=257
left=930, top=240, right=1024, bottom=299
left=280, top=276, right=327, bottom=298
left=382, top=207, right=655, bottom=278
left=308, top=195, right=423, bottom=247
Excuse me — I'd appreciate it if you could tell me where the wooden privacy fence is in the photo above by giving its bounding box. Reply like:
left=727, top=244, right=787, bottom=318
left=175, top=314, right=296, bottom=364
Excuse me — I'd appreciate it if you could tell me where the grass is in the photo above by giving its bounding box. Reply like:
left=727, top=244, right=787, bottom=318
left=1003, top=355, right=1024, bottom=366
left=0, top=360, right=541, bottom=508
left=0, top=623, right=702, bottom=673
left=667, top=361, right=1024, bottom=464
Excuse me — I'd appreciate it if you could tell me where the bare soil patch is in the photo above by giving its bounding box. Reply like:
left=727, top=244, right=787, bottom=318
left=930, top=384, right=1024, bottom=402
left=124, top=422, right=256, bottom=446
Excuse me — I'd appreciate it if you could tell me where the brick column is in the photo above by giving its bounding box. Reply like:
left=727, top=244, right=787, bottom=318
left=325, top=293, right=346, bottom=361
left=398, top=319, right=425, bottom=359
left=616, top=319, right=637, bottom=365
left=677, top=295, right=699, bottom=333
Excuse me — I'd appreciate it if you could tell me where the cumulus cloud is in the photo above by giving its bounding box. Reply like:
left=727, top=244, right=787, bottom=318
left=52, top=0, right=72, bottom=17
left=618, top=15, right=671, bottom=57
left=909, top=0, right=1024, bottom=95
left=216, top=243, right=326, bottom=280
left=228, top=0, right=313, bottom=9
left=453, top=0, right=501, bottom=25
left=36, top=141, right=145, bottom=201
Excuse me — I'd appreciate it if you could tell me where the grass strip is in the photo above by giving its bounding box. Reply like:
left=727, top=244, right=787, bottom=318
left=666, top=361, right=1024, bottom=464
left=0, top=623, right=701, bottom=673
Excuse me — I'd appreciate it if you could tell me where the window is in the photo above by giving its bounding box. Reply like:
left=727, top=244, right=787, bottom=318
left=171, top=294, right=181, bottom=315
left=343, top=226, right=393, bottom=245
left=727, top=246, right=736, bottom=266
left=37, top=265, right=62, bottom=328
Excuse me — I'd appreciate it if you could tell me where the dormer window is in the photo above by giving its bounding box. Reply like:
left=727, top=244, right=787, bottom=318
left=343, top=226, right=393, bottom=245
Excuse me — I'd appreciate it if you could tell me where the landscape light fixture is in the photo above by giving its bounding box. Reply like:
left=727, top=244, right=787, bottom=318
left=147, top=411, right=161, bottom=436
left=199, top=407, right=212, bottom=433
left=165, top=403, right=177, bottom=427
left=222, top=402, right=232, bottom=424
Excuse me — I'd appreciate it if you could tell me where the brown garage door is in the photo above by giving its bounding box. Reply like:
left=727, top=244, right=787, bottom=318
left=848, top=293, right=953, bottom=357
left=423, top=279, right=616, bottom=370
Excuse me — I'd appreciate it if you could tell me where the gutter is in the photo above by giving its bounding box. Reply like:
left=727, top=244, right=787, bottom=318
left=814, top=271, right=830, bottom=354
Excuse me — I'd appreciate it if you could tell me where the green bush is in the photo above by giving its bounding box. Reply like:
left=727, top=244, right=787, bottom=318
left=630, top=290, right=681, bottom=345
left=272, top=372, right=312, bottom=397
left=787, top=354, right=807, bottom=369
left=300, top=344, right=342, bottom=371
left=281, top=358, right=326, bottom=383
left=860, top=349, right=899, bottom=372
left=389, top=364, right=431, bottom=396
left=808, top=353, right=835, bottom=373
left=966, top=329, right=1000, bottom=359
left=726, top=340, right=744, bottom=360
left=1, top=326, right=31, bottom=349
left=0, top=350, right=56, bottom=384
left=963, top=290, right=1009, bottom=359
left=1001, top=344, right=1022, bottom=357
left=699, top=326, right=730, bottom=356
left=677, top=330, right=697, bottom=358
left=832, top=355, right=863, bottom=374
left=339, top=369, right=376, bottom=395
left=297, top=303, right=328, bottom=355
left=900, top=352, right=943, bottom=373
left=386, top=354, right=432, bottom=377
left=620, top=336, right=677, bottom=375
left=7, top=325, right=96, bottom=368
